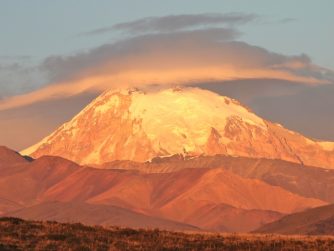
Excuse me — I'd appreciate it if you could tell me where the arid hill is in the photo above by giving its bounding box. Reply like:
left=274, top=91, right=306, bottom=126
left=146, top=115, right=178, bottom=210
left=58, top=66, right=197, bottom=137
left=256, top=204, right=334, bottom=235
left=1, top=147, right=330, bottom=232
left=0, top=146, right=30, bottom=167
left=101, top=154, right=334, bottom=203
left=5, top=201, right=198, bottom=231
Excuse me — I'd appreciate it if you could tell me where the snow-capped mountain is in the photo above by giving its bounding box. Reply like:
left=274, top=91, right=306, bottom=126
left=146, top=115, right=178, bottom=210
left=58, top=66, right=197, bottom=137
left=22, top=87, right=334, bottom=168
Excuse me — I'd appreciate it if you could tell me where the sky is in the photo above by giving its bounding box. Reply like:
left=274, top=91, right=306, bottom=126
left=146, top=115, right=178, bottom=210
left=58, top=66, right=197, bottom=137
left=0, top=0, right=333, bottom=149
left=1, top=1, right=333, bottom=67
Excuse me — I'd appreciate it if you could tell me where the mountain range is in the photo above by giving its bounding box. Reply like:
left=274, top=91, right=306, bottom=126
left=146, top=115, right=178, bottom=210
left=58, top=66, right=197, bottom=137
left=1, top=145, right=334, bottom=233
left=256, top=204, right=334, bottom=235
left=2, top=87, right=334, bottom=234
left=22, top=88, right=334, bottom=168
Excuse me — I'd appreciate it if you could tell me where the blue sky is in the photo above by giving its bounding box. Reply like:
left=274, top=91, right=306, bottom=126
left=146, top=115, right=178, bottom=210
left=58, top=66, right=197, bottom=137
left=1, top=0, right=333, bottom=68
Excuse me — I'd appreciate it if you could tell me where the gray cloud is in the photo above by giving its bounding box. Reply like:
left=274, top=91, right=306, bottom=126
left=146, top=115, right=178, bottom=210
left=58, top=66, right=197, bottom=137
left=43, top=28, right=240, bottom=82
left=43, top=27, right=333, bottom=84
left=1, top=25, right=332, bottom=111
left=270, top=54, right=334, bottom=82
left=0, top=62, right=47, bottom=99
left=81, top=13, right=258, bottom=36
left=1, top=14, right=333, bottom=111
left=196, top=79, right=308, bottom=104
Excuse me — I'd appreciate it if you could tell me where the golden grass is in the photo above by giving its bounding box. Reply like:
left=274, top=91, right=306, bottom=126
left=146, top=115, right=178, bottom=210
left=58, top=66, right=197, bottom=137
left=1, top=217, right=334, bottom=251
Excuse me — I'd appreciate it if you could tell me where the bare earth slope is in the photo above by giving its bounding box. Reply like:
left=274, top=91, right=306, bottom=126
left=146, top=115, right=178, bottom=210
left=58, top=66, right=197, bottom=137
left=5, top=201, right=198, bottom=231
left=22, top=87, right=334, bottom=168
left=0, top=146, right=30, bottom=167
left=256, top=204, right=334, bottom=235
left=101, top=155, right=334, bottom=203
left=0, top=147, right=327, bottom=232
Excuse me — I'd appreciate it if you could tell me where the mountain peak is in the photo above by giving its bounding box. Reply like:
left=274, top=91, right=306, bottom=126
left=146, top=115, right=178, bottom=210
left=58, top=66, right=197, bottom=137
left=22, top=87, right=334, bottom=168
left=104, top=87, right=145, bottom=96
left=0, top=146, right=30, bottom=166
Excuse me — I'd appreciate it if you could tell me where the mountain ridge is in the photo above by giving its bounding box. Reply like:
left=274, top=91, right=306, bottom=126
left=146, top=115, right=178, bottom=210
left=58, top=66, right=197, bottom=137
left=21, top=87, right=334, bottom=168
left=256, top=204, right=334, bottom=235
left=1, top=146, right=329, bottom=232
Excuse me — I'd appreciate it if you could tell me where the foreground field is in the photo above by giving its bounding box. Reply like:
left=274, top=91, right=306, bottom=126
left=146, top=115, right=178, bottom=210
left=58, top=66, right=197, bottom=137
left=1, top=217, right=334, bottom=251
